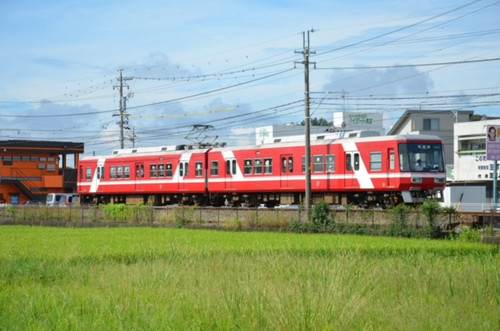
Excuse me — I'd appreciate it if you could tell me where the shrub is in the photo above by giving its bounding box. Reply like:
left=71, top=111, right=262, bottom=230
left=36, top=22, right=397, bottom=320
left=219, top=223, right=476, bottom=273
left=457, top=226, right=482, bottom=243
left=386, top=204, right=413, bottom=237
left=420, top=199, right=442, bottom=238
left=311, top=201, right=335, bottom=233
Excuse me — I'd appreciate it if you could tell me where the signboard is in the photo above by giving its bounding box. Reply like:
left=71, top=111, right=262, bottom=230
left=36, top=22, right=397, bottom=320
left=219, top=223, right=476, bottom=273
left=486, top=125, right=500, bottom=160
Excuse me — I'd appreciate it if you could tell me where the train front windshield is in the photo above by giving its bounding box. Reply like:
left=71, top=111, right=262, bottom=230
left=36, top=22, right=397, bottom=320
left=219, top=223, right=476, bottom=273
left=399, top=142, right=444, bottom=172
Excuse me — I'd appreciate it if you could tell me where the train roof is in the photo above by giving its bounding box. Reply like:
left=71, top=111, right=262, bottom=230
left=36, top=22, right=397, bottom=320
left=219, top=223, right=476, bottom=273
left=81, top=134, right=442, bottom=160
left=212, top=134, right=443, bottom=152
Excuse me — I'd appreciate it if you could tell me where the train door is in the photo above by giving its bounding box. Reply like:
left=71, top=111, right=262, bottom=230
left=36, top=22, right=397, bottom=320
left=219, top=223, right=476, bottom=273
left=387, top=148, right=397, bottom=188
left=90, top=158, right=105, bottom=193
left=178, top=160, right=189, bottom=191
left=135, top=162, right=145, bottom=191
left=225, top=158, right=237, bottom=189
left=280, top=154, right=294, bottom=188
left=344, top=152, right=358, bottom=188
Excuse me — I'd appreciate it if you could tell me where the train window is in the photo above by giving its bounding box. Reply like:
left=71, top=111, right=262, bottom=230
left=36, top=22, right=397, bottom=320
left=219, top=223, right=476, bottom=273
left=389, top=151, right=395, bottom=170
left=110, top=167, right=116, bottom=179
left=124, top=166, right=130, bottom=179
left=135, top=164, right=144, bottom=178
left=232, top=160, right=237, bottom=175
left=326, top=155, right=335, bottom=173
left=184, top=162, right=189, bottom=177
left=86, top=167, right=92, bottom=180
left=226, top=160, right=231, bottom=175
left=118, top=166, right=123, bottom=179
left=244, top=159, right=253, bottom=175
left=166, top=163, right=173, bottom=177
left=313, top=155, right=324, bottom=173
left=179, top=163, right=184, bottom=177
left=254, top=159, right=263, bottom=175
left=370, top=152, right=382, bottom=171
left=195, top=162, right=203, bottom=177
left=211, top=161, right=219, bottom=176
left=282, top=157, right=287, bottom=173
left=158, top=164, right=165, bottom=177
left=264, top=158, right=273, bottom=174
left=354, top=153, right=360, bottom=171
left=97, top=166, right=101, bottom=179
left=301, top=156, right=306, bottom=173
left=288, top=157, right=294, bottom=173
left=150, top=164, right=157, bottom=178
left=346, top=154, right=352, bottom=171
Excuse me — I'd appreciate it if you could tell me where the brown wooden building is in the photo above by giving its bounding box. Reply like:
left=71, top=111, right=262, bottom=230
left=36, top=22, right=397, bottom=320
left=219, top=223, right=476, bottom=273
left=0, top=140, right=84, bottom=204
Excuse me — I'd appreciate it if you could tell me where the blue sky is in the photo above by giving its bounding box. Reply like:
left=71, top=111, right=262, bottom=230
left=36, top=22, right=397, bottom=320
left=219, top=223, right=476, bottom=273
left=0, top=0, right=499, bottom=155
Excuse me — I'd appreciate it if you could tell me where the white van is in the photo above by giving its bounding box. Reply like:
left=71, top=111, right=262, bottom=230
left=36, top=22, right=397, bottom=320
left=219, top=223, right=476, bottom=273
left=46, top=193, right=80, bottom=207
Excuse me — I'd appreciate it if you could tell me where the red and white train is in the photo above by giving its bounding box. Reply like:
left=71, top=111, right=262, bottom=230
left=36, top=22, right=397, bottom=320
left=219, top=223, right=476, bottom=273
left=77, top=134, right=446, bottom=208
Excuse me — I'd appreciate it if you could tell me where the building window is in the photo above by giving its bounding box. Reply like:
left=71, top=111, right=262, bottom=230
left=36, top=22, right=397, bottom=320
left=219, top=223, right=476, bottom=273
left=370, top=152, right=382, bottom=171
left=423, top=118, right=440, bottom=131
left=22, top=156, right=30, bottom=162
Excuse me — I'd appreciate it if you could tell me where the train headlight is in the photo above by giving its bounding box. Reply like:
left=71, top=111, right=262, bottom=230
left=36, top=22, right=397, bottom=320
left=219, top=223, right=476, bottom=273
left=411, top=177, right=423, bottom=184
left=434, top=177, right=446, bottom=184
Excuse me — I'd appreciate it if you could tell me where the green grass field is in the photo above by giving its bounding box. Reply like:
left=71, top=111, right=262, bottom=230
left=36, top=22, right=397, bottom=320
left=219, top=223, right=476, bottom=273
left=0, top=226, right=498, bottom=330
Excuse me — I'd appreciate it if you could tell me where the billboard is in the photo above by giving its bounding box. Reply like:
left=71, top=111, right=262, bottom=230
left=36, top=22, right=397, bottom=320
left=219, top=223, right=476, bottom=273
left=486, top=125, right=500, bottom=160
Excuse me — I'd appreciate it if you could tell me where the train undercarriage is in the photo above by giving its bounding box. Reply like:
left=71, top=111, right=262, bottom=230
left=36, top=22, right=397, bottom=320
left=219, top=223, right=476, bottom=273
left=80, top=189, right=440, bottom=209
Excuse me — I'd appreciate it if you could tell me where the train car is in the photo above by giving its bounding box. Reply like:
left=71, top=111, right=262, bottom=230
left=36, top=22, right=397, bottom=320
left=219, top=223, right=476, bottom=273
left=206, top=134, right=446, bottom=207
left=77, top=134, right=446, bottom=207
left=78, top=145, right=211, bottom=205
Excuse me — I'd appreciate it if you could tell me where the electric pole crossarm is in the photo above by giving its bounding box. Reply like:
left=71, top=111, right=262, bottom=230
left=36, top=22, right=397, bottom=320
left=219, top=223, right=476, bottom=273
left=113, top=69, right=134, bottom=149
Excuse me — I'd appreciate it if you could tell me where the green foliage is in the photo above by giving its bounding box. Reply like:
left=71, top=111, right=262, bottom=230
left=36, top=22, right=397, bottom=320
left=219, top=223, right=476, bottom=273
left=420, top=199, right=442, bottom=238
left=300, top=117, right=333, bottom=126
left=386, top=204, right=414, bottom=237
left=311, top=201, right=335, bottom=232
left=0, top=227, right=498, bottom=330
left=174, top=206, right=197, bottom=228
left=456, top=227, right=482, bottom=243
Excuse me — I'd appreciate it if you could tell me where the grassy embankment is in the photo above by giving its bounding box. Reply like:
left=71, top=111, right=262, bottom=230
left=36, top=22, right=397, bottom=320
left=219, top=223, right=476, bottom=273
left=0, top=226, right=498, bottom=330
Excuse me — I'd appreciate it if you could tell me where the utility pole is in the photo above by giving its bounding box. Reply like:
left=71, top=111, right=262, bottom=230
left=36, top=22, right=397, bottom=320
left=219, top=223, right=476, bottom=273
left=113, top=69, right=133, bottom=149
left=296, top=29, right=315, bottom=222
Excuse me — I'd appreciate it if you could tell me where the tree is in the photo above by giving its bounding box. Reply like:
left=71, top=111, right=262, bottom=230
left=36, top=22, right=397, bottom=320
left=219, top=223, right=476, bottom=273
left=300, top=117, right=333, bottom=126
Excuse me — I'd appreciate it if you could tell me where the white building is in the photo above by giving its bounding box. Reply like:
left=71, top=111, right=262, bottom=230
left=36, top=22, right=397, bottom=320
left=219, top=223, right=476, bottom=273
left=333, top=112, right=385, bottom=136
left=454, top=119, right=500, bottom=182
